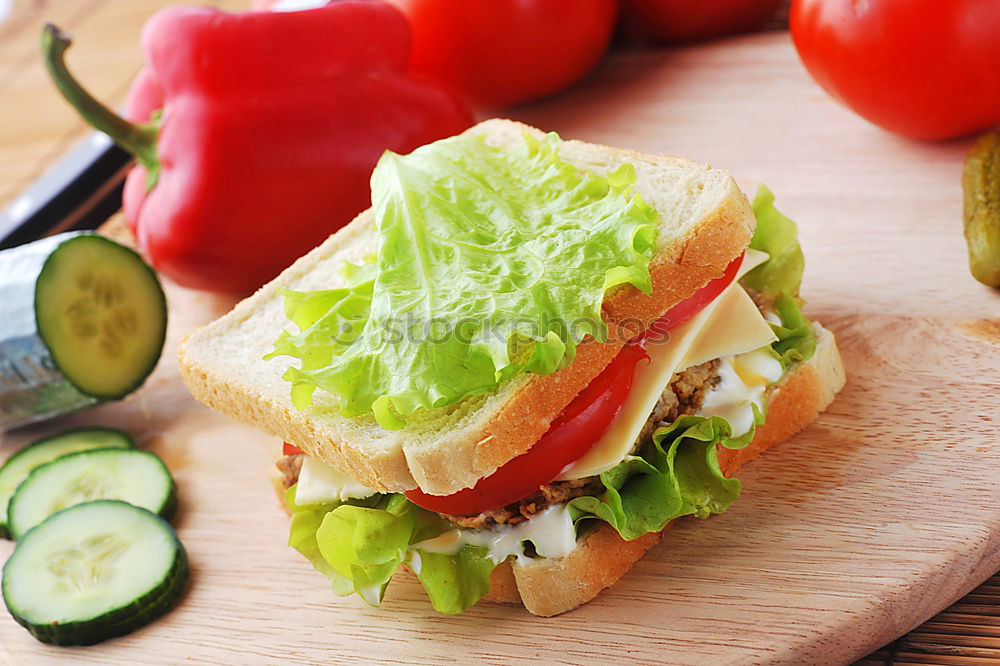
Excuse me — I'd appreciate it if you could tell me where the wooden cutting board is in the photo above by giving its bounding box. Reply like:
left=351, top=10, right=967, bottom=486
left=2, top=25, right=1000, bottom=666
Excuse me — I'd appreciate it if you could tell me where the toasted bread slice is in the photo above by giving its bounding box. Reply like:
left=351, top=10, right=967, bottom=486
left=180, top=118, right=755, bottom=496
left=483, top=322, right=845, bottom=616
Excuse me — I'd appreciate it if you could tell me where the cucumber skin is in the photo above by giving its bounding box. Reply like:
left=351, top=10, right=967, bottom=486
left=0, top=233, right=98, bottom=429
left=2, top=501, right=189, bottom=646
left=7, top=448, right=178, bottom=541
left=0, top=426, right=134, bottom=540
left=23, top=547, right=189, bottom=647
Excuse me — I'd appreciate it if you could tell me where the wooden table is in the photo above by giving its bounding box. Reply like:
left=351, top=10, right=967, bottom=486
left=2, top=2, right=999, bottom=664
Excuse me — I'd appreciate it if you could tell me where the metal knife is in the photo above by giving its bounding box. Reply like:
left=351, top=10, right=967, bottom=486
left=0, top=131, right=131, bottom=250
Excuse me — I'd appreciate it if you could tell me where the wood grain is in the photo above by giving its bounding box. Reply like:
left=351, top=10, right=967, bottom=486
left=1, top=1, right=1000, bottom=664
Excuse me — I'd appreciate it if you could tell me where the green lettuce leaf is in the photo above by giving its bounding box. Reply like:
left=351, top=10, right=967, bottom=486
left=568, top=411, right=762, bottom=540
left=286, top=485, right=497, bottom=614
left=285, top=485, right=353, bottom=596
left=314, top=494, right=416, bottom=605
left=740, top=184, right=816, bottom=367
left=267, top=131, right=659, bottom=429
left=743, top=185, right=805, bottom=298
left=770, top=292, right=816, bottom=369
left=412, top=546, right=495, bottom=614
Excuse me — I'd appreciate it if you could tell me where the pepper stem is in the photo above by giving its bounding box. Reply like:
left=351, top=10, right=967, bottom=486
left=41, top=23, right=159, bottom=187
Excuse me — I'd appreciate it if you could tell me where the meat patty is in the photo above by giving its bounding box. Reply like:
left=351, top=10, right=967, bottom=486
left=444, top=476, right=606, bottom=529
left=635, top=359, right=719, bottom=447
left=275, top=360, right=721, bottom=528
left=276, top=454, right=303, bottom=490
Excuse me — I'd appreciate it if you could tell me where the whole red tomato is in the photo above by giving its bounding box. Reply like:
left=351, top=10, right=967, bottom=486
left=384, top=0, right=618, bottom=109
left=791, top=0, right=1000, bottom=141
left=622, top=0, right=783, bottom=44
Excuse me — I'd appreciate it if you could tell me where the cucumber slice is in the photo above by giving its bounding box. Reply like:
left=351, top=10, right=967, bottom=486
left=7, top=448, right=175, bottom=541
left=35, top=234, right=167, bottom=399
left=2, top=500, right=188, bottom=646
left=0, top=232, right=166, bottom=429
left=0, top=427, right=133, bottom=539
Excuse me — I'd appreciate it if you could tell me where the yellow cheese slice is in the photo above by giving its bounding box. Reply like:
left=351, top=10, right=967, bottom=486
left=558, top=249, right=776, bottom=480
left=680, top=275, right=777, bottom=369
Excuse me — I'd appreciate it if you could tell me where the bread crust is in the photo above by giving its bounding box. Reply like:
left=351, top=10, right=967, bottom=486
left=179, top=119, right=755, bottom=496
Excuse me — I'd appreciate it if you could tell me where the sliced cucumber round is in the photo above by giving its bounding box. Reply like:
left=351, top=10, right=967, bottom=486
left=0, top=427, right=133, bottom=540
left=35, top=234, right=166, bottom=399
left=2, top=500, right=188, bottom=646
left=7, top=448, right=175, bottom=541
left=0, top=232, right=166, bottom=429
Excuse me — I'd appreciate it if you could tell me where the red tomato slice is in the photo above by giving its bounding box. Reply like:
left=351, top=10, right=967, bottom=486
left=283, top=442, right=304, bottom=456
left=638, top=250, right=745, bottom=345
left=405, top=253, right=745, bottom=515
left=406, top=344, right=650, bottom=515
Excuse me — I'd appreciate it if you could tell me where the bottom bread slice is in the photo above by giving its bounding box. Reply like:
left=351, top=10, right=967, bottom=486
left=484, top=322, right=845, bottom=616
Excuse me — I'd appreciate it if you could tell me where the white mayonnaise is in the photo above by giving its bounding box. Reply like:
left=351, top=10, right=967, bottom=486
left=697, top=347, right=784, bottom=437
left=411, top=505, right=577, bottom=565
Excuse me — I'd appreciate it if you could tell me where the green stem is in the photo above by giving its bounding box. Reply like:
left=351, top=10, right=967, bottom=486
left=41, top=23, right=159, bottom=186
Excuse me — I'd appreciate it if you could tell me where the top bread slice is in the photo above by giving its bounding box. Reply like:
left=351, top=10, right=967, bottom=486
left=179, top=118, right=755, bottom=496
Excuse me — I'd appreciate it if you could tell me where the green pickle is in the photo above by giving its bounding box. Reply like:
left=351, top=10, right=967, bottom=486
left=963, top=132, right=1000, bottom=288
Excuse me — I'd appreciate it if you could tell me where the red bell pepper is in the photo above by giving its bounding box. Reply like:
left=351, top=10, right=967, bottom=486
left=42, top=2, right=472, bottom=294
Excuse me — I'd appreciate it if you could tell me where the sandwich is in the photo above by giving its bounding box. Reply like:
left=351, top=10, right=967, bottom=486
left=179, top=118, right=845, bottom=616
